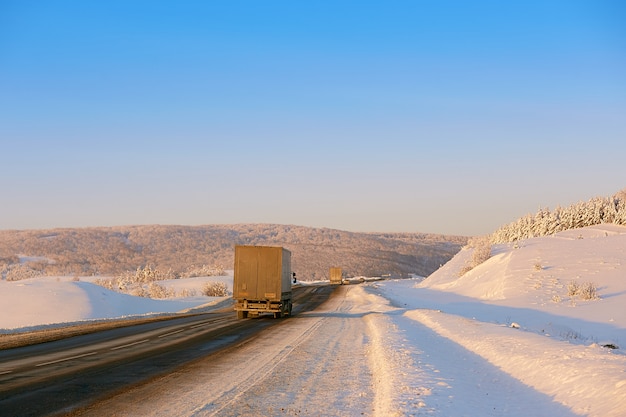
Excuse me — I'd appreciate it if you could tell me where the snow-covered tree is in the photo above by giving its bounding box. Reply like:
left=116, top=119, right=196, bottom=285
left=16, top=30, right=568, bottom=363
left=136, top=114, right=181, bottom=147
left=491, top=188, right=626, bottom=244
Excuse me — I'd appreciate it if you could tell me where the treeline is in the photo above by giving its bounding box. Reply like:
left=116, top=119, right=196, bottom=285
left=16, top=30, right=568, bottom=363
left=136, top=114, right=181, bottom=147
left=0, top=224, right=467, bottom=281
left=491, top=189, right=626, bottom=244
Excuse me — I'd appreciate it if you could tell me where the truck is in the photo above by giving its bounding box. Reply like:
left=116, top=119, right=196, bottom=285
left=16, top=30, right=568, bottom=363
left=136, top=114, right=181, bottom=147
left=233, top=245, right=293, bottom=319
left=329, top=267, right=342, bottom=285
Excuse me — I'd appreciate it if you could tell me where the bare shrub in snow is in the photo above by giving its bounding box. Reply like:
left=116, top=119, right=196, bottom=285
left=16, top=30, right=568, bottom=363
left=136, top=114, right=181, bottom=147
left=178, top=288, right=198, bottom=297
left=5, top=264, right=39, bottom=281
left=96, top=266, right=176, bottom=293
left=202, top=281, right=230, bottom=297
left=148, top=282, right=175, bottom=299
left=182, top=264, right=225, bottom=278
left=458, top=236, right=492, bottom=276
left=94, top=269, right=176, bottom=299
left=94, top=264, right=228, bottom=299
left=130, top=286, right=148, bottom=297
left=458, top=264, right=474, bottom=276
left=578, top=282, right=599, bottom=300
left=94, top=277, right=115, bottom=291
left=567, top=280, right=599, bottom=300
left=567, top=280, right=580, bottom=297
left=121, top=265, right=175, bottom=283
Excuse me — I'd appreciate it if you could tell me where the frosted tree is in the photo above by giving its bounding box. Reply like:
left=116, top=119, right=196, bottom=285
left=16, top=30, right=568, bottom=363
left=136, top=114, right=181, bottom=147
left=491, top=188, right=626, bottom=244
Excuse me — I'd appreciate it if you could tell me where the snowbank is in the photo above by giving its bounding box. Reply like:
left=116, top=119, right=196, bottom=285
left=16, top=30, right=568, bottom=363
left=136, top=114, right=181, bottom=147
left=417, top=223, right=626, bottom=346
left=369, top=223, right=626, bottom=416
left=0, top=275, right=234, bottom=331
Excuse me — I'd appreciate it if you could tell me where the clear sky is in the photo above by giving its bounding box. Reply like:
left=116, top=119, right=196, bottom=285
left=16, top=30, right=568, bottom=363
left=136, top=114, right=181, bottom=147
left=1, top=1, right=625, bottom=236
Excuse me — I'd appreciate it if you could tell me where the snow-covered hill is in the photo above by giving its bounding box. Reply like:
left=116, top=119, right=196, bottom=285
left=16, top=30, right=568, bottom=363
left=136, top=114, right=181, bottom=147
left=370, top=223, right=626, bottom=416
left=417, top=223, right=626, bottom=346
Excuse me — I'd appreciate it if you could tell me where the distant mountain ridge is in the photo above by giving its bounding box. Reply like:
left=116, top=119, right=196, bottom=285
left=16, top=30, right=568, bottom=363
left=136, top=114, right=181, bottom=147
left=0, top=224, right=467, bottom=280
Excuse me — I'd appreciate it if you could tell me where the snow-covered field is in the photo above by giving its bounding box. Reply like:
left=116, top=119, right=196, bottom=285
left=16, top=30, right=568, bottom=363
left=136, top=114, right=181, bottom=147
left=2, top=224, right=625, bottom=416
left=0, top=275, right=234, bottom=332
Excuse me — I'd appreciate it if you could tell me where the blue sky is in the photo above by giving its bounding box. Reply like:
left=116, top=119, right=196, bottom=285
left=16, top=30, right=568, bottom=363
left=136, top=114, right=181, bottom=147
left=1, top=1, right=625, bottom=235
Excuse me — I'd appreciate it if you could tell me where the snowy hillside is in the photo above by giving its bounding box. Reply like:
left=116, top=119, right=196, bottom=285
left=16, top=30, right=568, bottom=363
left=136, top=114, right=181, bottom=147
left=418, top=223, right=626, bottom=347
left=369, top=223, right=626, bottom=416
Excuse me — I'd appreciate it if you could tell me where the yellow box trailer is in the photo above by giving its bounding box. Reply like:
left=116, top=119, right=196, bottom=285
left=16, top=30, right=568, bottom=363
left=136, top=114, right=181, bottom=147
left=233, top=245, right=292, bottom=319
left=329, top=267, right=342, bottom=285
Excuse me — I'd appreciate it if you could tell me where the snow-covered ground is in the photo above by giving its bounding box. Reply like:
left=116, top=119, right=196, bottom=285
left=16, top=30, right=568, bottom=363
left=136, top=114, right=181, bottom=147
left=2, top=224, right=625, bottom=416
left=0, top=275, right=234, bottom=332
left=368, top=223, right=626, bottom=416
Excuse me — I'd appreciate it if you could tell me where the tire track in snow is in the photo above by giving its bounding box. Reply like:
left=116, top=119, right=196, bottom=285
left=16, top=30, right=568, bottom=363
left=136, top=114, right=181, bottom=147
left=212, top=285, right=374, bottom=416
left=346, top=285, right=409, bottom=417
left=365, top=313, right=398, bottom=417
left=194, top=316, right=327, bottom=416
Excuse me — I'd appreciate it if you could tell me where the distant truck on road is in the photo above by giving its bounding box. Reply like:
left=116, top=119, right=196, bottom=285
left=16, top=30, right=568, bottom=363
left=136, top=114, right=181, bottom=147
left=329, top=267, right=342, bottom=285
left=233, top=245, right=293, bottom=319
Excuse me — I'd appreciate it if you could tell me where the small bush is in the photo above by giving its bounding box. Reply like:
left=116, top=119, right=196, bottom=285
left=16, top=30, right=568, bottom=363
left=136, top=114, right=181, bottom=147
left=579, top=282, right=598, bottom=300
left=567, top=280, right=599, bottom=300
left=130, top=286, right=148, bottom=297
left=94, top=265, right=228, bottom=299
left=94, top=277, right=115, bottom=290
left=5, top=264, right=39, bottom=281
left=567, top=280, right=580, bottom=297
left=458, top=236, right=492, bottom=276
left=202, top=281, right=229, bottom=297
left=148, top=282, right=175, bottom=299
left=458, top=264, right=473, bottom=277
left=125, top=265, right=173, bottom=283
left=182, top=264, right=225, bottom=278
left=178, top=288, right=198, bottom=297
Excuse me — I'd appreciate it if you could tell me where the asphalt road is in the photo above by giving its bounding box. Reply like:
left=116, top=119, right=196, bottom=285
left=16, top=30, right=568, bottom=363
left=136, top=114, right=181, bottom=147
left=0, top=284, right=335, bottom=417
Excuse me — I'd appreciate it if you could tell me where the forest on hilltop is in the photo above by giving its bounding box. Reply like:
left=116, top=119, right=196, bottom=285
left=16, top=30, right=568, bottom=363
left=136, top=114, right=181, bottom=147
left=491, top=189, right=626, bottom=243
left=0, top=224, right=467, bottom=281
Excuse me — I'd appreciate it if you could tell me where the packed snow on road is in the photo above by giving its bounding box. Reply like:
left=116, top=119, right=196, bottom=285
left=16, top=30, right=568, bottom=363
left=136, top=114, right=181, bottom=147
left=1, top=224, right=625, bottom=416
